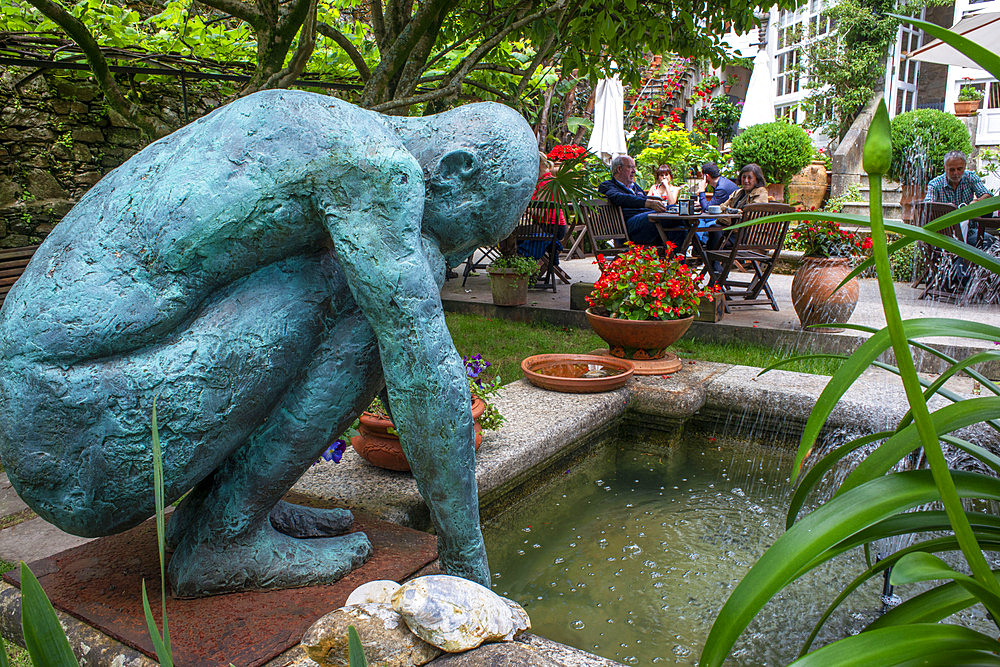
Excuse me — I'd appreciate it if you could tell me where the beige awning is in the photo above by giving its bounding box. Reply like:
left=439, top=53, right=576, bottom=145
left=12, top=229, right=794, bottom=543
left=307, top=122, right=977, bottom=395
left=906, top=12, right=1000, bottom=71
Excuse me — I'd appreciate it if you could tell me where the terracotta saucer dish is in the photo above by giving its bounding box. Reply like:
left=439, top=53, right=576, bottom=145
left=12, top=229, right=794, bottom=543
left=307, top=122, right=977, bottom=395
left=520, top=354, right=635, bottom=393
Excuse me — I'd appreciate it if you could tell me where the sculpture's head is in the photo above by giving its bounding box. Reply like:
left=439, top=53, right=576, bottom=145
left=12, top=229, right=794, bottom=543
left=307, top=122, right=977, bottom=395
left=392, top=103, right=537, bottom=266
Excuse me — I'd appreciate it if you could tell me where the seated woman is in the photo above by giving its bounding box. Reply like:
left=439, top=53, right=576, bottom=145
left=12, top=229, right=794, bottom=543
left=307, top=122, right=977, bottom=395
left=724, top=163, right=770, bottom=211
left=531, top=151, right=567, bottom=234
left=647, top=164, right=681, bottom=205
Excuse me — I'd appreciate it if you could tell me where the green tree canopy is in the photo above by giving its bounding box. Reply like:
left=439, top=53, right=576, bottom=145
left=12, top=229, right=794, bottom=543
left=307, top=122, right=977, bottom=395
left=5, top=0, right=794, bottom=136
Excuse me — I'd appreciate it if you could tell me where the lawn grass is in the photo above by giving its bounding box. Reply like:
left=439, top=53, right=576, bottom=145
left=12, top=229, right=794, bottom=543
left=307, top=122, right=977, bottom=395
left=444, top=312, right=843, bottom=382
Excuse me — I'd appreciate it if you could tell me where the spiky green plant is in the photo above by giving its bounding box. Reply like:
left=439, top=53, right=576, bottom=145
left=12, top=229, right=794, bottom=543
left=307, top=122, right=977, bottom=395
left=701, top=17, right=1000, bottom=665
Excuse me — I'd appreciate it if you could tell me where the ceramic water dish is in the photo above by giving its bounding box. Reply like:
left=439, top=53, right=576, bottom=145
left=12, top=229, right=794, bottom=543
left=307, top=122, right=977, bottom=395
left=520, top=354, right=634, bottom=393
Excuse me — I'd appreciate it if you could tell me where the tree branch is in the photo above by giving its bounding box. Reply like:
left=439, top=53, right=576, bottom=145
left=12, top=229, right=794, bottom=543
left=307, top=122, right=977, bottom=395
left=21, top=0, right=171, bottom=138
left=369, top=0, right=386, bottom=48
left=371, top=0, right=568, bottom=112
left=317, top=21, right=371, bottom=81
left=266, top=0, right=316, bottom=88
left=195, top=0, right=263, bottom=29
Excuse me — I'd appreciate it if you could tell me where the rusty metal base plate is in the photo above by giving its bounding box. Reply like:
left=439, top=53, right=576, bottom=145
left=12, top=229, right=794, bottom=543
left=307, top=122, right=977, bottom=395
left=3, top=508, right=437, bottom=666
left=588, top=348, right=683, bottom=375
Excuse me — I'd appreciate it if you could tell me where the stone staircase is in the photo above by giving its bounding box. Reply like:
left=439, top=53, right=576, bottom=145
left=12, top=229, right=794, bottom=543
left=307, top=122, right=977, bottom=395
left=624, top=55, right=694, bottom=129
left=838, top=174, right=904, bottom=225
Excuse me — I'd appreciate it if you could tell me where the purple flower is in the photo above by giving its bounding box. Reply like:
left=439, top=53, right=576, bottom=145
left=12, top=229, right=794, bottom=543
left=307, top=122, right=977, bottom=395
left=320, top=439, right=347, bottom=463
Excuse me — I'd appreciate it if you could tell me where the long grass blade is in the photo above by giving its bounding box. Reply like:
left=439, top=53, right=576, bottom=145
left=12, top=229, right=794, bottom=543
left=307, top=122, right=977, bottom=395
left=786, top=431, right=894, bottom=528
left=149, top=398, right=172, bottom=665
left=871, top=569, right=1000, bottom=629
left=787, top=624, right=1000, bottom=666
left=837, top=398, right=1000, bottom=496
left=142, top=580, right=171, bottom=662
left=701, top=470, right=1000, bottom=666
left=793, top=318, right=1000, bottom=481
left=890, top=552, right=1000, bottom=612
left=347, top=626, right=368, bottom=667
left=799, top=536, right=1000, bottom=655
left=19, top=562, right=78, bottom=666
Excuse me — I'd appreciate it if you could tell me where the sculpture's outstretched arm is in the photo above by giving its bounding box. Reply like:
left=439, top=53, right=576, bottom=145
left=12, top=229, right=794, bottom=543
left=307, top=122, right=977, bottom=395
left=319, top=150, right=489, bottom=587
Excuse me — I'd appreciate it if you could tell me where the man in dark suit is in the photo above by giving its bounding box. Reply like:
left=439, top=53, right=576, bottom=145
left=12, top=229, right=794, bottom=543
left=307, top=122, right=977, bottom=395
left=598, top=155, right=673, bottom=247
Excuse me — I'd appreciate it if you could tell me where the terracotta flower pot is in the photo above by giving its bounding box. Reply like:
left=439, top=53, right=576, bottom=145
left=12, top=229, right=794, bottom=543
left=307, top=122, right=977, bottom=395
left=791, top=257, right=859, bottom=330
left=351, top=398, right=487, bottom=472
left=899, top=184, right=926, bottom=224
left=488, top=269, right=529, bottom=307
left=954, top=100, right=981, bottom=116
left=766, top=183, right=785, bottom=203
left=585, top=308, right=693, bottom=360
left=787, top=160, right=828, bottom=210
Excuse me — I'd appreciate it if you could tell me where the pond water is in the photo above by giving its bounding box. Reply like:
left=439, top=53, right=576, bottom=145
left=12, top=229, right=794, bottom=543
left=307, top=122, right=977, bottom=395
left=483, top=430, right=884, bottom=665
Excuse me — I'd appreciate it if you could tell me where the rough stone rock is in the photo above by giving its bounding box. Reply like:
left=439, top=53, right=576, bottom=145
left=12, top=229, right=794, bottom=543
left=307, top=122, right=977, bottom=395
left=25, top=170, right=66, bottom=200
left=392, top=575, right=530, bottom=652
left=345, top=579, right=401, bottom=605
left=428, top=641, right=559, bottom=666
left=0, top=179, right=21, bottom=207
left=301, top=602, right=442, bottom=667
left=71, top=127, right=104, bottom=144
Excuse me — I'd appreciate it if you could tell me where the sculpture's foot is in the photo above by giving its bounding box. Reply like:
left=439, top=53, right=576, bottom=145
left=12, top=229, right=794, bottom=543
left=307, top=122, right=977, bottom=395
left=168, top=523, right=372, bottom=597
left=269, top=500, right=355, bottom=538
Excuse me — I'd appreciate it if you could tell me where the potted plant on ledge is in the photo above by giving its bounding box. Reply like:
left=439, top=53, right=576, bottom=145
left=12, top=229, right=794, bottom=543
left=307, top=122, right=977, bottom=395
left=351, top=354, right=504, bottom=471
left=487, top=255, right=538, bottom=306
left=955, top=84, right=984, bottom=116
left=584, top=243, right=715, bottom=371
left=789, top=218, right=872, bottom=329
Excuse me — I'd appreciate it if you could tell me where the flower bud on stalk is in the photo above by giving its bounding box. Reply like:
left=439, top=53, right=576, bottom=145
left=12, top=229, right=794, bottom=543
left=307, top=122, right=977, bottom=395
left=862, top=101, right=891, bottom=176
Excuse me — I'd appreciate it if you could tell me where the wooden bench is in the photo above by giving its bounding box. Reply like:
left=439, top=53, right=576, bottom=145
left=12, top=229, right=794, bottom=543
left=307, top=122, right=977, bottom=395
left=0, top=245, right=40, bottom=308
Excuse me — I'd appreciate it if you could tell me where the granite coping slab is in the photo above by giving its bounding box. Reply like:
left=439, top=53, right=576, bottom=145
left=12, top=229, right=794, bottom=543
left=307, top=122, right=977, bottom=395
left=293, top=360, right=996, bottom=529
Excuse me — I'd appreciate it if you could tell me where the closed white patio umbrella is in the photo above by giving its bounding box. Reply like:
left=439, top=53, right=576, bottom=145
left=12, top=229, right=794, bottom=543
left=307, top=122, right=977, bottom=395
left=907, top=12, right=1000, bottom=70
left=587, top=76, right=628, bottom=161
left=738, top=48, right=776, bottom=130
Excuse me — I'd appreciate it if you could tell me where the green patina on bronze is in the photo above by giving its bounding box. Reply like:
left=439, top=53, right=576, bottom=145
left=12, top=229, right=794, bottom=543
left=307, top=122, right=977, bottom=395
left=0, top=91, right=536, bottom=596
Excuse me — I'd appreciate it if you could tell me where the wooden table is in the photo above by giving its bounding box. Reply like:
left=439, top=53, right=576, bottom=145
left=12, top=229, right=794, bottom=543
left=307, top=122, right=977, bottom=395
left=647, top=211, right=742, bottom=273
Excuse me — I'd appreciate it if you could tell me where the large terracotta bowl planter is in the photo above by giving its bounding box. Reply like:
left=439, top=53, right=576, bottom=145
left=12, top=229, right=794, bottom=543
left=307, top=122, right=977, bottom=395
left=585, top=308, right=693, bottom=360
left=352, top=398, right=487, bottom=472
left=954, top=100, right=981, bottom=116
left=791, top=256, right=859, bottom=330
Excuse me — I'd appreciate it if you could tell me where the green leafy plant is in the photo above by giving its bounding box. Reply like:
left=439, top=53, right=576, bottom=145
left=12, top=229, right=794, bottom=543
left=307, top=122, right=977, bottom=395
left=532, top=150, right=603, bottom=220
left=730, top=121, right=813, bottom=185
left=701, top=17, right=1000, bottom=665
left=790, top=218, right=872, bottom=258
left=694, top=96, right=742, bottom=146
left=889, top=109, right=973, bottom=185
left=958, top=85, right=985, bottom=102
left=636, top=126, right=722, bottom=182
left=488, top=255, right=538, bottom=278
left=586, top=243, right=716, bottom=320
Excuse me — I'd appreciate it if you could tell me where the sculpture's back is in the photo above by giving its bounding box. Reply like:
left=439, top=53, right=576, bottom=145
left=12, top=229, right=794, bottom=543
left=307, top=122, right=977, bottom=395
left=0, top=90, right=536, bottom=595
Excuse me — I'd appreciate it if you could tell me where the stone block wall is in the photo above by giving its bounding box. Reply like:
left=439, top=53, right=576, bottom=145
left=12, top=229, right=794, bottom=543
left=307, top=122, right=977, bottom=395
left=0, top=67, right=230, bottom=247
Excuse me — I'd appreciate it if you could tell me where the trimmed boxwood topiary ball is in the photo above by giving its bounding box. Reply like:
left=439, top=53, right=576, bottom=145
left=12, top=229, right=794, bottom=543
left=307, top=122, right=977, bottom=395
left=889, top=109, right=973, bottom=184
left=730, top=121, right=813, bottom=186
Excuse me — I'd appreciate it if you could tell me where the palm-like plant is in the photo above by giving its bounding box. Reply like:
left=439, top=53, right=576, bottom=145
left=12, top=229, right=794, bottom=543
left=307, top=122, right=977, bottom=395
left=701, top=17, right=1000, bottom=666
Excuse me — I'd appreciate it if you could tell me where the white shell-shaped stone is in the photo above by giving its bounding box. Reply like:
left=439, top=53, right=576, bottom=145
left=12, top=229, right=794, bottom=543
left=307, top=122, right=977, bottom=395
left=346, top=579, right=401, bottom=606
left=391, top=575, right=530, bottom=652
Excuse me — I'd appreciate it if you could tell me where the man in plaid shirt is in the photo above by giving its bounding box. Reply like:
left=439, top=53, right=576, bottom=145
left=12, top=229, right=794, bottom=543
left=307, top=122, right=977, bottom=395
left=925, top=150, right=993, bottom=245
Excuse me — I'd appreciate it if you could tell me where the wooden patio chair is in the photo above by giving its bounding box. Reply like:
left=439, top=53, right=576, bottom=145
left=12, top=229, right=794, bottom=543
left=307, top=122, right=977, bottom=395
left=911, top=201, right=969, bottom=301
left=705, top=203, right=792, bottom=312
left=511, top=201, right=565, bottom=291
left=576, top=199, right=630, bottom=256
left=0, top=245, right=40, bottom=309
left=461, top=244, right=501, bottom=286
left=560, top=202, right=590, bottom=260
